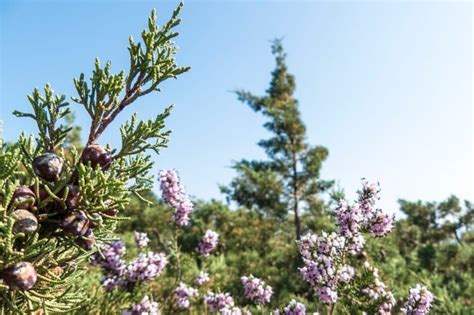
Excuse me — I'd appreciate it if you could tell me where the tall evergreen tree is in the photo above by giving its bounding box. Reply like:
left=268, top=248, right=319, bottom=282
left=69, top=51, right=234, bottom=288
left=222, top=40, right=332, bottom=239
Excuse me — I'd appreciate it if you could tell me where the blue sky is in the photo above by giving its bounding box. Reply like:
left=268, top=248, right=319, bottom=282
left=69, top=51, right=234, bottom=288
left=1, top=1, right=472, bottom=214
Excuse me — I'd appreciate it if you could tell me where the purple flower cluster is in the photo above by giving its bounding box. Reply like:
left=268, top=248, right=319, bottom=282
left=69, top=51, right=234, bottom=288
left=92, top=240, right=127, bottom=290
left=197, top=229, right=219, bottom=256
left=368, top=209, right=394, bottom=237
left=361, top=261, right=396, bottom=314
left=358, top=180, right=380, bottom=215
left=298, top=181, right=395, bottom=306
left=298, top=231, right=345, bottom=261
left=283, top=299, right=306, bottom=315
left=194, top=271, right=210, bottom=286
left=221, top=307, right=250, bottom=315
left=102, top=276, right=125, bottom=291
left=346, top=234, right=365, bottom=256
left=122, top=296, right=159, bottom=315
left=124, top=252, right=167, bottom=283
left=205, top=292, right=235, bottom=313
left=94, top=238, right=167, bottom=291
left=241, top=274, right=273, bottom=305
left=336, top=200, right=363, bottom=239
left=94, top=240, right=127, bottom=272
left=316, top=286, right=338, bottom=304
left=175, top=282, right=198, bottom=309
left=401, top=284, right=434, bottom=315
left=336, top=181, right=394, bottom=244
left=298, top=232, right=351, bottom=304
left=134, top=231, right=150, bottom=248
left=337, top=265, right=355, bottom=283
left=159, top=169, right=193, bottom=226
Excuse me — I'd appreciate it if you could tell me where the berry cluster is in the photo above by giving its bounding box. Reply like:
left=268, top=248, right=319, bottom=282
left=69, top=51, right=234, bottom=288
left=1, top=145, right=113, bottom=292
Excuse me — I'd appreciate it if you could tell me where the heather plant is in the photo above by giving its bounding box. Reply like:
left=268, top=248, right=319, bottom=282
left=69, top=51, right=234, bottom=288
left=89, top=230, right=169, bottom=313
left=297, top=181, right=434, bottom=314
left=89, top=170, right=257, bottom=314
left=0, top=2, right=188, bottom=313
left=123, top=295, right=160, bottom=315
left=401, top=284, right=434, bottom=315
left=174, top=282, right=198, bottom=309
left=83, top=174, right=436, bottom=314
left=281, top=299, right=307, bottom=315
left=241, top=275, right=273, bottom=305
left=197, top=230, right=219, bottom=257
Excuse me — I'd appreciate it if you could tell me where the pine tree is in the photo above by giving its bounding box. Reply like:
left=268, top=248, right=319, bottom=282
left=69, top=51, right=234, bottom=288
left=0, top=3, right=188, bottom=313
left=221, top=40, right=332, bottom=240
left=396, top=195, right=474, bottom=269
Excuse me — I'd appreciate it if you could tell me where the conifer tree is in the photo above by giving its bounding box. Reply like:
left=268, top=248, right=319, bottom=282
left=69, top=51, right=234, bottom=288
left=396, top=196, right=474, bottom=268
left=222, top=40, right=332, bottom=239
left=0, top=3, right=188, bottom=313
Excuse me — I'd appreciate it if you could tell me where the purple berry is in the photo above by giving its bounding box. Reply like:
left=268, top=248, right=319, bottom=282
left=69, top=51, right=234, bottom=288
left=12, top=209, right=38, bottom=234
left=104, top=208, right=119, bottom=216
left=11, top=186, right=36, bottom=210
left=62, top=185, right=81, bottom=209
left=75, top=228, right=96, bottom=250
left=61, top=210, right=90, bottom=236
left=81, top=144, right=112, bottom=170
left=32, top=153, right=64, bottom=182
left=30, top=185, right=49, bottom=203
left=2, top=262, right=37, bottom=290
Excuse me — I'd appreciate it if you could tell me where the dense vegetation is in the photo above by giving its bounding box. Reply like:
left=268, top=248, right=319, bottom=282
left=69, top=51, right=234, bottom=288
left=81, top=191, right=473, bottom=314
left=0, top=3, right=472, bottom=314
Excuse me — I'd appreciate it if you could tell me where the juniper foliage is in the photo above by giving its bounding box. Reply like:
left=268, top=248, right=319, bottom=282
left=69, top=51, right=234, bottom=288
left=0, top=3, right=188, bottom=313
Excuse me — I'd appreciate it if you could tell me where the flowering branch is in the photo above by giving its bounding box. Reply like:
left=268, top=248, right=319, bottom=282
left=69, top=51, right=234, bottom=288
left=297, top=180, right=434, bottom=314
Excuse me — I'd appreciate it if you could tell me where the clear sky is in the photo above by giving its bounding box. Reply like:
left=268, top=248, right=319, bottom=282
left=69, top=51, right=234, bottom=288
left=1, top=1, right=472, bottom=215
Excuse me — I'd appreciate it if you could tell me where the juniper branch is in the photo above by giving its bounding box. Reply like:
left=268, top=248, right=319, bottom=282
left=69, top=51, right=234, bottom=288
left=73, top=4, right=189, bottom=146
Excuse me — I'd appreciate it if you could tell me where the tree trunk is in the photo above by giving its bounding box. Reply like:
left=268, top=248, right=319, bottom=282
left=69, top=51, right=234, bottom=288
left=292, top=152, right=301, bottom=240
left=453, top=227, right=463, bottom=246
left=294, top=199, right=301, bottom=240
